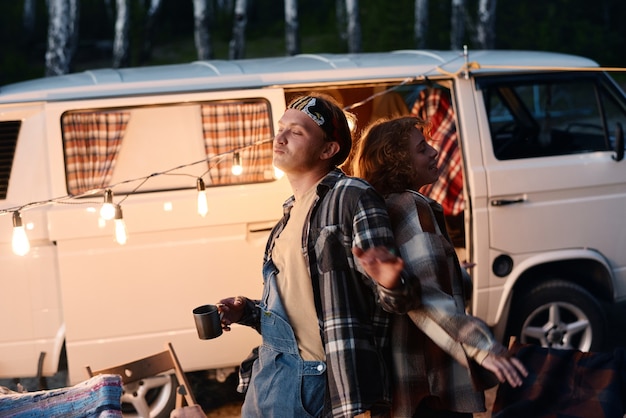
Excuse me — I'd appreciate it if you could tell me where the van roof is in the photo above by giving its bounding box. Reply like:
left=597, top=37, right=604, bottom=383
left=0, top=49, right=599, bottom=103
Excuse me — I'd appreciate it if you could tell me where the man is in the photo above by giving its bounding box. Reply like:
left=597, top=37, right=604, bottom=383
left=218, top=93, right=418, bottom=417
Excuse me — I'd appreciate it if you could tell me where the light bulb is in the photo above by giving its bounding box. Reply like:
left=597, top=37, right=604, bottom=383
left=100, top=189, right=116, bottom=220
left=231, top=152, right=243, bottom=176
left=12, top=211, right=30, bottom=256
left=114, top=205, right=127, bottom=245
left=196, top=178, right=208, bottom=217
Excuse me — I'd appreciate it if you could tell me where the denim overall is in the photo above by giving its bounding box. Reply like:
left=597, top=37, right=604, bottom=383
left=241, top=259, right=328, bottom=418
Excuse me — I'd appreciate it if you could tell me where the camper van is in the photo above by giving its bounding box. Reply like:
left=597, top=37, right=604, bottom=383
left=1, top=49, right=625, bottom=416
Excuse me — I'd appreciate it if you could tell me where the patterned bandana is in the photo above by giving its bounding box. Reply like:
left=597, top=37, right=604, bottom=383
left=288, top=96, right=328, bottom=128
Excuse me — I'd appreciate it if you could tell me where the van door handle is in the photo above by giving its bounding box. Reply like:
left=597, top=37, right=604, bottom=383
left=491, top=198, right=525, bottom=206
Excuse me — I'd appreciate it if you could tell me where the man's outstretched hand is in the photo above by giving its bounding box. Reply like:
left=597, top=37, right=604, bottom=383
left=352, top=246, right=404, bottom=289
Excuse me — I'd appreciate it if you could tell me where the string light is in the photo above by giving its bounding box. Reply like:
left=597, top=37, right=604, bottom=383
left=231, top=152, right=243, bottom=175
left=12, top=211, right=30, bottom=256
left=196, top=178, right=208, bottom=217
left=100, top=189, right=116, bottom=220
left=113, top=205, right=127, bottom=245
left=3, top=85, right=412, bottom=253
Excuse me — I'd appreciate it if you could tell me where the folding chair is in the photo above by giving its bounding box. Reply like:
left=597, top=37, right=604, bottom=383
left=86, top=342, right=203, bottom=418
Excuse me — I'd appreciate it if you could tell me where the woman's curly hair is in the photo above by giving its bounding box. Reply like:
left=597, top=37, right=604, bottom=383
left=352, top=116, right=430, bottom=195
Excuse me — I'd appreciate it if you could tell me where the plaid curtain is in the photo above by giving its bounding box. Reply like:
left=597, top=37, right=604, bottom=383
left=411, top=88, right=465, bottom=216
left=200, top=101, right=273, bottom=185
left=62, top=111, right=130, bottom=195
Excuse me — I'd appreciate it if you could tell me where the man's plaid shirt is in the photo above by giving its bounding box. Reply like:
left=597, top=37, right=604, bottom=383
left=237, top=169, right=419, bottom=417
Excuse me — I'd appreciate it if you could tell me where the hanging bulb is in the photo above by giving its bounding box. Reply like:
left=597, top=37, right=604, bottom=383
left=100, top=189, right=116, bottom=220
left=114, top=205, right=128, bottom=245
left=12, top=211, right=31, bottom=256
left=196, top=178, right=208, bottom=217
left=231, top=152, right=243, bottom=176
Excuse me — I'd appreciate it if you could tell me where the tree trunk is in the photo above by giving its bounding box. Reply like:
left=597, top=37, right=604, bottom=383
left=335, top=0, right=347, bottom=42
left=140, top=0, right=164, bottom=63
left=345, top=0, right=361, bottom=52
left=193, top=0, right=213, bottom=60
left=23, top=0, right=36, bottom=39
left=414, top=0, right=428, bottom=48
left=476, top=0, right=496, bottom=48
left=112, top=0, right=130, bottom=68
left=45, top=0, right=79, bottom=76
left=229, top=0, right=248, bottom=60
left=450, top=0, right=465, bottom=50
left=284, top=0, right=300, bottom=55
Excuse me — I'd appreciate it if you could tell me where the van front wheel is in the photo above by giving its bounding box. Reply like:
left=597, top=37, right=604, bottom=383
left=510, top=279, right=607, bottom=351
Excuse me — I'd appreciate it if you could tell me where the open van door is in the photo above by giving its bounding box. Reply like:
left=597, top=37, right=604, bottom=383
left=475, top=72, right=626, bottom=351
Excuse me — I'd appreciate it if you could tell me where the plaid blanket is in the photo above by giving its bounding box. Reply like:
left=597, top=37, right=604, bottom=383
left=493, top=342, right=626, bottom=418
left=0, top=374, right=122, bottom=417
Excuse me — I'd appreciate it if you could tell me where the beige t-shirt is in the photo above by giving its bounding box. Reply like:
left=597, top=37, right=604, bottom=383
left=272, top=185, right=325, bottom=361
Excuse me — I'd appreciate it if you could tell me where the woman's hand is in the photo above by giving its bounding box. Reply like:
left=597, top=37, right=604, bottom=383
left=481, top=352, right=528, bottom=387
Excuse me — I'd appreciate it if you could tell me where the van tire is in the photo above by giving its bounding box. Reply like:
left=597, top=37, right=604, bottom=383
left=509, top=279, right=607, bottom=351
left=120, top=373, right=177, bottom=418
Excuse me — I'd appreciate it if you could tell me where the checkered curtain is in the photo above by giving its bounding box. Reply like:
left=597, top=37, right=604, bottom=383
left=62, top=111, right=130, bottom=195
left=200, top=101, right=273, bottom=185
left=411, top=88, right=464, bottom=216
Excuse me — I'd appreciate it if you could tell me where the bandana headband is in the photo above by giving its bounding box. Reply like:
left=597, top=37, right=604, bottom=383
left=288, top=96, right=327, bottom=128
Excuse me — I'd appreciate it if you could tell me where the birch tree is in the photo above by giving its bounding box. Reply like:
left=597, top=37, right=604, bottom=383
left=450, top=0, right=465, bottom=50
left=476, top=0, right=496, bottom=48
left=140, top=0, right=164, bottom=63
left=284, top=0, right=300, bottom=56
left=335, top=0, right=347, bottom=43
left=23, top=0, right=36, bottom=41
left=112, top=0, right=130, bottom=68
left=193, top=0, right=213, bottom=60
left=414, top=0, right=428, bottom=48
left=345, top=0, right=361, bottom=53
left=229, top=0, right=248, bottom=59
left=45, top=0, right=79, bottom=76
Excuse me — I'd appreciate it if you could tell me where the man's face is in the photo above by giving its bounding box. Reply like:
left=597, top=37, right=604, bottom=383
left=273, top=108, right=329, bottom=174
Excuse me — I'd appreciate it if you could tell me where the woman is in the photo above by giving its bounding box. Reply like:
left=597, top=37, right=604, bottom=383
left=352, top=116, right=527, bottom=418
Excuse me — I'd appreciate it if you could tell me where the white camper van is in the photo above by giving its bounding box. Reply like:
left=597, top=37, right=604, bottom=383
left=1, top=50, right=625, bottom=415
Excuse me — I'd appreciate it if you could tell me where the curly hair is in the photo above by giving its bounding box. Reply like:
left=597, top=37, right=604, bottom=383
left=352, top=116, right=429, bottom=195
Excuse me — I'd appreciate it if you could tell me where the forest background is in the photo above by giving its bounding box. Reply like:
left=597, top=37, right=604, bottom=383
left=1, top=0, right=626, bottom=87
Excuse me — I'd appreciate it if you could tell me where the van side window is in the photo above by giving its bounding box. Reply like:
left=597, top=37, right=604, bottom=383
left=200, top=101, right=273, bottom=185
left=62, top=111, right=131, bottom=195
left=481, top=74, right=625, bottom=160
left=61, top=99, right=274, bottom=196
left=0, top=121, right=21, bottom=200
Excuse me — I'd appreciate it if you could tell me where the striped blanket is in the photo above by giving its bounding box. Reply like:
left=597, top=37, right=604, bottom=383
left=0, top=374, right=122, bottom=417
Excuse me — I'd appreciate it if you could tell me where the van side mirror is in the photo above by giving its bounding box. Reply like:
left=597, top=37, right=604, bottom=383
left=614, top=123, right=624, bottom=162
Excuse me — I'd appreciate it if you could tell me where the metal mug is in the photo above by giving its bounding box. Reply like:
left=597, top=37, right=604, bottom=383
left=192, top=304, right=223, bottom=340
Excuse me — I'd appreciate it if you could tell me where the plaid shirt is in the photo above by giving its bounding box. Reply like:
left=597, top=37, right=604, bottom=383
left=386, top=191, right=504, bottom=416
left=238, top=169, right=418, bottom=417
